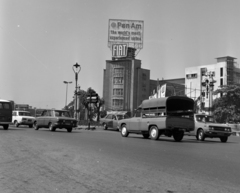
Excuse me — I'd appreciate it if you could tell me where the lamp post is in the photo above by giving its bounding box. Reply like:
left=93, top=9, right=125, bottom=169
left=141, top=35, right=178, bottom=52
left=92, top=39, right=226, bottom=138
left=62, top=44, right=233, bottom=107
left=72, top=63, right=81, bottom=120
left=63, top=81, right=72, bottom=108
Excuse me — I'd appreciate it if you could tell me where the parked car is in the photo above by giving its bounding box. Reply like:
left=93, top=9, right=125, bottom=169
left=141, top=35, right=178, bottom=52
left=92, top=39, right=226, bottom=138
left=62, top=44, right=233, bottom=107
left=186, top=114, right=232, bottom=142
left=0, top=99, right=13, bottom=130
left=34, top=109, right=77, bottom=132
left=12, top=110, right=35, bottom=128
left=100, top=113, right=129, bottom=130
left=118, top=96, right=195, bottom=142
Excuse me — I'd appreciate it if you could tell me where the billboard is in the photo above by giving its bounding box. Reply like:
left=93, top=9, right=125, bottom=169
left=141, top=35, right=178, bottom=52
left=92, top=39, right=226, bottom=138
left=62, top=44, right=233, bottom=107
left=108, top=19, right=144, bottom=50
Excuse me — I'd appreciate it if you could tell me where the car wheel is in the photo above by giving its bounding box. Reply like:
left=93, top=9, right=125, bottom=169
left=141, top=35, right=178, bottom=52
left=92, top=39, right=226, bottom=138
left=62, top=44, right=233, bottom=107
left=220, top=136, right=228, bottom=143
left=3, top=125, right=9, bottom=130
left=198, top=129, right=205, bottom=141
left=121, top=124, right=129, bottom=137
left=142, top=133, right=150, bottom=139
left=29, top=124, right=33, bottom=128
left=67, top=128, right=72, bottom=132
left=149, top=126, right=159, bottom=140
left=14, top=120, right=19, bottom=127
left=34, top=122, right=39, bottom=130
left=103, top=123, right=108, bottom=130
left=173, top=130, right=184, bottom=142
left=49, top=123, right=55, bottom=132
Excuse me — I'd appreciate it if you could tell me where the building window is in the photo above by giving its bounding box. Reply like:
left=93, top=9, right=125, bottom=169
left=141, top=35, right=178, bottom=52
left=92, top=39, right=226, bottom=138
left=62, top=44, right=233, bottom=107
left=220, top=78, right=223, bottom=86
left=113, top=68, right=124, bottom=74
left=142, top=73, right=147, bottom=80
left=220, top=68, right=223, bottom=77
left=113, top=77, right=124, bottom=84
left=113, top=88, right=123, bottom=96
left=112, top=99, right=123, bottom=107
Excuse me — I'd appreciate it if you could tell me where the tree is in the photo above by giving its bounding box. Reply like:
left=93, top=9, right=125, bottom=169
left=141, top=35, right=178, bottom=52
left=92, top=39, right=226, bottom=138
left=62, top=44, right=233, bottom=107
left=212, top=84, right=240, bottom=123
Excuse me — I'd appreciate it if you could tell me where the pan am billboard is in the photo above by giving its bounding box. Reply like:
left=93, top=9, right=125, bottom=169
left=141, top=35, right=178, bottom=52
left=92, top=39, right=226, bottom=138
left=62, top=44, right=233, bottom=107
left=108, top=19, right=144, bottom=48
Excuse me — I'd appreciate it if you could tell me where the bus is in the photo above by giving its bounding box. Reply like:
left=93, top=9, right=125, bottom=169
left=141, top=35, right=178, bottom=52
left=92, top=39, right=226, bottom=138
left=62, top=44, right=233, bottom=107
left=0, top=99, right=13, bottom=130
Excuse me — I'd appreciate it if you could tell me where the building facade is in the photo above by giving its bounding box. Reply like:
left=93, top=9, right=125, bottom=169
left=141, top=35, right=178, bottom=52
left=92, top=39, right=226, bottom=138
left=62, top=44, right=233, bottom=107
left=103, top=58, right=151, bottom=115
left=185, top=56, right=240, bottom=111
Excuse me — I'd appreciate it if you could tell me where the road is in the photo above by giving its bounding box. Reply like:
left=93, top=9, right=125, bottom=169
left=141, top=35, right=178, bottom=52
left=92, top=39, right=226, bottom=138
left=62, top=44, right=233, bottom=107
left=0, top=125, right=240, bottom=193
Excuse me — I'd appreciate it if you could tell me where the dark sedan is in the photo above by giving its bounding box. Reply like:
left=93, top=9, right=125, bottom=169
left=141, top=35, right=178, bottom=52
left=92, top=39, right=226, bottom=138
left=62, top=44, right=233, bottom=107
left=34, top=109, right=77, bottom=132
left=100, top=113, right=129, bottom=130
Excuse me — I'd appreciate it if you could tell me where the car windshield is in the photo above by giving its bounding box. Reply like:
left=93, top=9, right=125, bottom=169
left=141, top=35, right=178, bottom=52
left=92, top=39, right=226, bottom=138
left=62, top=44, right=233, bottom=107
left=55, top=111, right=70, bottom=117
left=196, top=115, right=215, bottom=123
left=19, top=112, right=31, bottom=116
left=116, top=114, right=129, bottom=120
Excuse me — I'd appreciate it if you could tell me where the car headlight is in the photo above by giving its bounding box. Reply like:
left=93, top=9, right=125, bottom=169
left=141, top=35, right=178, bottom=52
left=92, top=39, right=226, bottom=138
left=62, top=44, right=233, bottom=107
left=209, top=126, right=213, bottom=130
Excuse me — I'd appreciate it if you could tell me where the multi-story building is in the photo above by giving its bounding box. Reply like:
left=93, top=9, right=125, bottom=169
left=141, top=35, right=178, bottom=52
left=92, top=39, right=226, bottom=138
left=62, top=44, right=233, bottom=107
left=185, top=56, right=240, bottom=111
left=103, top=48, right=186, bottom=115
left=103, top=51, right=150, bottom=115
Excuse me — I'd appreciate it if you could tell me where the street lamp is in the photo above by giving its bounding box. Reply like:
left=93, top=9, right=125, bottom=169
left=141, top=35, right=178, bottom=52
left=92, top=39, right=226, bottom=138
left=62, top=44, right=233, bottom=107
left=72, top=63, right=81, bottom=120
left=63, top=81, right=72, bottom=108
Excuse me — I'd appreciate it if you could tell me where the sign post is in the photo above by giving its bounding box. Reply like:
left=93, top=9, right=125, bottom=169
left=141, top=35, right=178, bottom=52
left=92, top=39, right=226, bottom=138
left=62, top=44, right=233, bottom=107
left=86, top=92, right=99, bottom=130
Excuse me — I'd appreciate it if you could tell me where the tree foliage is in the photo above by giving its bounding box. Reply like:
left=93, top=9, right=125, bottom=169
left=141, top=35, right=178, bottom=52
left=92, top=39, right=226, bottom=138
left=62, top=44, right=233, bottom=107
left=212, top=84, right=240, bottom=123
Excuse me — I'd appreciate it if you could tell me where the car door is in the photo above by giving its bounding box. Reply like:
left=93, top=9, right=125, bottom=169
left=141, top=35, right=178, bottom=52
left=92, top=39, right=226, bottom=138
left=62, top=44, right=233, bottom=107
left=37, top=110, right=47, bottom=126
left=112, top=115, right=118, bottom=129
left=106, top=114, right=113, bottom=128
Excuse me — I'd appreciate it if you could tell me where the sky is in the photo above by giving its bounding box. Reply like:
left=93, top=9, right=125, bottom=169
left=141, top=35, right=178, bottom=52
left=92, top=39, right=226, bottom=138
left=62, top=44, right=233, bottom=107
left=1, top=0, right=240, bottom=109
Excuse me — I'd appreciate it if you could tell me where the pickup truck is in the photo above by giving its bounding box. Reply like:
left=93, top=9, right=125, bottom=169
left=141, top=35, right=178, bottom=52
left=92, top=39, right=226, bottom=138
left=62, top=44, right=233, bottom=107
left=118, top=96, right=195, bottom=142
left=186, top=114, right=232, bottom=142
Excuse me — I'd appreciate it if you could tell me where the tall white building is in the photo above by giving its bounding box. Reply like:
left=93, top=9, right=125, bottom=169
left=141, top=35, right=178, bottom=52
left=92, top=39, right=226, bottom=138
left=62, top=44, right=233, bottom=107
left=185, top=56, right=240, bottom=112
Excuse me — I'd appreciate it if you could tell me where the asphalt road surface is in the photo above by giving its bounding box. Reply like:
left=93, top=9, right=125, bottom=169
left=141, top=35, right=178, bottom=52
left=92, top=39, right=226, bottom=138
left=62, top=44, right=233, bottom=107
left=0, top=125, right=240, bottom=193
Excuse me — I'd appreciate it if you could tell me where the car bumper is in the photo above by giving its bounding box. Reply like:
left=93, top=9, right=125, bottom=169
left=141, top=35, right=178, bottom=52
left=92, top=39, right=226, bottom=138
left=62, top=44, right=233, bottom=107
left=205, top=131, right=232, bottom=137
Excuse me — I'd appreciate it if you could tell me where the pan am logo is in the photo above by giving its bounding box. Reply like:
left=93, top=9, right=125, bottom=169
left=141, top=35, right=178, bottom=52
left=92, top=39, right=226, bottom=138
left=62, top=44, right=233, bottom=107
left=110, top=21, right=142, bottom=30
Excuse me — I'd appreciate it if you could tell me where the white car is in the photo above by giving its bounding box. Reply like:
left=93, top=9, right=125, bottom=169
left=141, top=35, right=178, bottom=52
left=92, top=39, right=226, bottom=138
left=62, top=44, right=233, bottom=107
left=12, top=110, right=36, bottom=128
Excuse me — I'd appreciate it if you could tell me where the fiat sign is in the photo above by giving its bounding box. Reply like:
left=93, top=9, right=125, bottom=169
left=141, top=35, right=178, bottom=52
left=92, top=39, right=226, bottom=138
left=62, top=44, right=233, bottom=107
left=112, top=44, right=128, bottom=58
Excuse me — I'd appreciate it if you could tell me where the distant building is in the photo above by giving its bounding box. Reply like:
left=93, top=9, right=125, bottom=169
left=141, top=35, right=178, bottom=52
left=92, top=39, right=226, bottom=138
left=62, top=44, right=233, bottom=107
left=185, top=56, right=240, bottom=112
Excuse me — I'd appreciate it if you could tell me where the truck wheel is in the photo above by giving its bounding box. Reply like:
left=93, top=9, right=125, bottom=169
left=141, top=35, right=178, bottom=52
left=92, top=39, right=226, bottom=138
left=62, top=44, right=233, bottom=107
left=3, top=125, right=9, bottom=130
left=14, top=121, right=19, bottom=127
left=121, top=124, right=129, bottom=137
left=173, top=130, right=184, bottom=142
left=220, top=136, right=228, bottom=143
left=103, top=123, right=108, bottom=130
left=67, top=128, right=72, bottom=132
left=198, top=129, right=205, bottom=141
left=150, top=126, right=159, bottom=140
left=142, top=133, right=150, bottom=139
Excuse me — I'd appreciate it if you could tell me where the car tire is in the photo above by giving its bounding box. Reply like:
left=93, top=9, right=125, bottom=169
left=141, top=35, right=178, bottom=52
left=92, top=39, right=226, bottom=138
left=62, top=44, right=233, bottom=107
left=34, top=122, right=39, bottom=130
left=220, top=136, right=228, bottom=143
left=49, top=123, right=55, bottom=132
left=14, top=120, right=19, bottom=127
left=198, top=129, right=205, bottom=141
left=142, top=133, right=150, bottom=139
left=150, top=126, right=159, bottom=140
left=3, top=125, right=9, bottom=130
left=173, top=130, right=184, bottom=142
left=67, top=128, right=72, bottom=132
left=121, top=124, right=129, bottom=137
left=103, top=123, right=108, bottom=130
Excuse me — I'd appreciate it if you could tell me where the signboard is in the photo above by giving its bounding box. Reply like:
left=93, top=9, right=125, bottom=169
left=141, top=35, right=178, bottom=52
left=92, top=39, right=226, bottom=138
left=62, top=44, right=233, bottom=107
left=108, top=19, right=144, bottom=49
left=112, top=44, right=128, bottom=58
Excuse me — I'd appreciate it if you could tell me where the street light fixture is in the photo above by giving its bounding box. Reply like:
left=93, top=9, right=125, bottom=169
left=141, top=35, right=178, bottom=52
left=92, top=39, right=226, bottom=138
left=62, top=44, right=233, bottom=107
left=63, top=81, right=72, bottom=108
left=72, top=63, right=81, bottom=120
